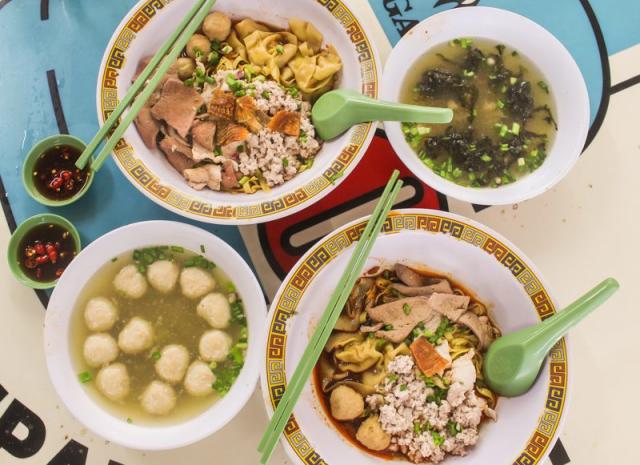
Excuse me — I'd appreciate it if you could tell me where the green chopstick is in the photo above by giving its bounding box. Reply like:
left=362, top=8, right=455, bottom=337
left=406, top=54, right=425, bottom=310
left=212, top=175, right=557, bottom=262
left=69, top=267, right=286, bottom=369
left=75, top=0, right=208, bottom=170
left=258, top=170, right=403, bottom=463
left=258, top=173, right=403, bottom=463
left=77, top=0, right=217, bottom=172
left=257, top=170, right=399, bottom=453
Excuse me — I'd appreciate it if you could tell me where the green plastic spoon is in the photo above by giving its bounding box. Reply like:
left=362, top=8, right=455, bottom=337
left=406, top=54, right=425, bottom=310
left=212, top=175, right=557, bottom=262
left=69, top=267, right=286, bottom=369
left=484, top=278, right=619, bottom=397
left=311, top=89, right=453, bottom=140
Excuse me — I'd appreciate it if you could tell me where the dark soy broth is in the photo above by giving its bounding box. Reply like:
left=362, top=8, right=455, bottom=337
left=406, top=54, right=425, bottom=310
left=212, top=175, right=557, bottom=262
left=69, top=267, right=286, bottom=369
left=33, top=144, right=90, bottom=200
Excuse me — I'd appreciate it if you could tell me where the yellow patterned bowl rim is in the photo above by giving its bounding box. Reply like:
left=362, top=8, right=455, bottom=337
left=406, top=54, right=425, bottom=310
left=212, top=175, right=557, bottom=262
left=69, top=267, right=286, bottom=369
left=96, top=0, right=380, bottom=225
left=260, top=208, right=570, bottom=465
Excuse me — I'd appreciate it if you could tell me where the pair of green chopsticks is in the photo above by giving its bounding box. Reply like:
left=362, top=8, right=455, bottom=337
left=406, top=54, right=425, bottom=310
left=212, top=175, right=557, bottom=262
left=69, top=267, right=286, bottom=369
left=74, top=0, right=217, bottom=172
left=257, top=170, right=403, bottom=463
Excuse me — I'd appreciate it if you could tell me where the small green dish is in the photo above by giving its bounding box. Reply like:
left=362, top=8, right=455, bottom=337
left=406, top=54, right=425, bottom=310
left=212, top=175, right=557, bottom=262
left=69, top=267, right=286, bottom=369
left=7, top=213, right=82, bottom=289
left=22, top=134, right=93, bottom=207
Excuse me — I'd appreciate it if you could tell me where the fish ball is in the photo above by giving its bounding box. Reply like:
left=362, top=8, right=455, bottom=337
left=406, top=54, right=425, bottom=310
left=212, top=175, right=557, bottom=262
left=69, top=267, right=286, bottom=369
left=84, top=297, right=118, bottom=331
left=118, top=317, right=154, bottom=354
left=199, top=329, right=232, bottom=362
left=83, top=333, right=119, bottom=367
left=155, top=344, right=190, bottom=384
left=96, top=363, right=130, bottom=401
left=330, top=385, right=364, bottom=421
left=147, top=260, right=180, bottom=294
left=180, top=267, right=215, bottom=299
left=197, top=293, right=231, bottom=328
left=186, top=34, right=211, bottom=59
left=202, top=12, right=231, bottom=41
left=141, top=380, right=176, bottom=416
left=113, top=264, right=148, bottom=299
left=184, top=360, right=215, bottom=396
left=176, top=57, right=196, bottom=80
left=356, top=415, right=391, bottom=451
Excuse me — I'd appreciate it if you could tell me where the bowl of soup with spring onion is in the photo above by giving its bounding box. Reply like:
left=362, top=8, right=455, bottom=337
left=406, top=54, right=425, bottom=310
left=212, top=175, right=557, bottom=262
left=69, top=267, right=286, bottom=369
left=44, top=221, right=265, bottom=450
left=381, top=7, right=589, bottom=205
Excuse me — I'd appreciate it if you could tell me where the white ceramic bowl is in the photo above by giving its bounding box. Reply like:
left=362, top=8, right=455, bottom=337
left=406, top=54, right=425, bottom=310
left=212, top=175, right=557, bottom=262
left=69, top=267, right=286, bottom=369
left=261, top=209, right=570, bottom=465
left=44, top=221, right=266, bottom=450
left=381, top=7, right=589, bottom=205
left=96, top=0, right=380, bottom=224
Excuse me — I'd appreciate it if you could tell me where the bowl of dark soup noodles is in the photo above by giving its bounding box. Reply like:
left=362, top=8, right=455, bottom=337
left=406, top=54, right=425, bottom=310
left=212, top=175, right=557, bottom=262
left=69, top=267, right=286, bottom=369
left=381, top=7, right=589, bottom=205
left=44, top=221, right=265, bottom=450
left=260, top=209, right=571, bottom=465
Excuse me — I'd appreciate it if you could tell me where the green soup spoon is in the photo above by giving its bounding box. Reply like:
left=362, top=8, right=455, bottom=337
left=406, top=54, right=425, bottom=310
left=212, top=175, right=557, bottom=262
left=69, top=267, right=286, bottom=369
left=311, top=89, right=454, bottom=140
left=483, top=277, right=619, bottom=397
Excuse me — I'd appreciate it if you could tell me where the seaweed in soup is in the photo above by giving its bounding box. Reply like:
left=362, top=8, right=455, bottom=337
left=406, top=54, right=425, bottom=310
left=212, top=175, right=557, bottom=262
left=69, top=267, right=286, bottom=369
left=401, top=38, right=557, bottom=188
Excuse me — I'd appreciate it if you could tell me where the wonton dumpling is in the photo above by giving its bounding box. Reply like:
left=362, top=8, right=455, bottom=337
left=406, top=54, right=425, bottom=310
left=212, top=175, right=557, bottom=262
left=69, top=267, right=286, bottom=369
left=335, top=338, right=382, bottom=373
left=84, top=333, right=119, bottom=367
left=184, top=360, right=215, bottom=397
left=199, top=329, right=232, bottom=362
left=113, top=264, right=148, bottom=299
left=147, top=260, right=180, bottom=294
left=227, top=31, right=247, bottom=61
left=288, top=18, right=323, bottom=54
left=141, top=381, right=176, bottom=415
left=155, top=344, right=190, bottom=384
left=197, top=293, right=231, bottom=329
left=288, top=45, right=342, bottom=98
left=180, top=267, right=216, bottom=299
left=96, top=363, right=130, bottom=401
left=84, top=297, right=118, bottom=332
left=118, top=317, right=154, bottom=354
left=234, top=18, right=270, bottom=40
left=244, top=31, right=298, bottom=82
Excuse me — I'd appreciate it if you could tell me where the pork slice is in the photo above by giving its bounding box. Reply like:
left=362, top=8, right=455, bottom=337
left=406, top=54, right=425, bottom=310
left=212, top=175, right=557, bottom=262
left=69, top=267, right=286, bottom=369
left=151, top=78, right=204, bottom=138
left=158, top=136, right=194, bottom=174
left=134, top=106, right=161, bottom=150
left=221, top=159, right=239, bottom=189
left=394, top=263, right=430, bottom=287
left=428, top=293, right=470, bottom=322
left=132, top=56, right=179, bottom=83
left=391, top=280, right=453, bottom=297
left=368, top=296, right=434, bottom=343
left=183, top=164, right=222, bottom=191
left=132, top=57, right=178, bottom=107
left=457, top=312, right=495, bottom=349
left=192, top=120, right=217, bottom=151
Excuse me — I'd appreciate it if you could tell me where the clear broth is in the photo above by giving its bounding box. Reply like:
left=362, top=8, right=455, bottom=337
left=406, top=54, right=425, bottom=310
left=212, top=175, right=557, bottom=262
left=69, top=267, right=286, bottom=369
left=400, top=39, right=557, bottom=187
left=71, top=250, right=244, bottom=425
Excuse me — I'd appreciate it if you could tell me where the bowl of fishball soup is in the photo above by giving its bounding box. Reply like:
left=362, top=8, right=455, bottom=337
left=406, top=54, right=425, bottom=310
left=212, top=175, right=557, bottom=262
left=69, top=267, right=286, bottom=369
left=43, top=221, right=265, bottom=450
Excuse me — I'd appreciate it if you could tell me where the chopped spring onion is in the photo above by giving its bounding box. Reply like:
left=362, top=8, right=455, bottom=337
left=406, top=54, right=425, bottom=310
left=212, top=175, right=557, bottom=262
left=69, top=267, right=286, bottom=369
left=511, top=122, right=521, bottom=135
left=403, top=303, right=411, bottom=315
left=275, top=44, right=284, bottom=54
left=538, top=80, right=550, bottom=94
left=151, top=351, right=161, bottom=360
left=238, top=176, right=250, bottom=186
left=221, top=44, right=233, bottom=55
left=78, top=371, right=92, bottom=383
left=496, top=99, right=505, bottom=109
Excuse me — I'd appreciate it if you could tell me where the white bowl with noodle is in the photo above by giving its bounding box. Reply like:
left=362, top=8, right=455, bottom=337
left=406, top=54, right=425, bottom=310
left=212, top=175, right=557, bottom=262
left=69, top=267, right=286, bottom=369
left=381, top=7, right=589, bottom=205
left=44, top=221, right=266, bottom=450
left=96, top=0, right=380, bottom=224
left=260, top=209, right=570, bottom=465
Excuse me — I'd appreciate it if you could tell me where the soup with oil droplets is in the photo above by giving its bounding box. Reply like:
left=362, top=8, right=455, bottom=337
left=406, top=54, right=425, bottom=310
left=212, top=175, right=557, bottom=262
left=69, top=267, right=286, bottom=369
left=401, top=38, right=557, bottom=188
left=71, top=246, right=247, bottom=425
